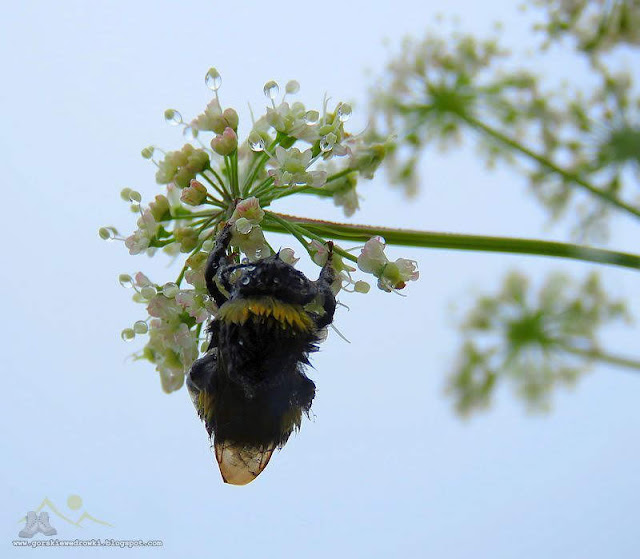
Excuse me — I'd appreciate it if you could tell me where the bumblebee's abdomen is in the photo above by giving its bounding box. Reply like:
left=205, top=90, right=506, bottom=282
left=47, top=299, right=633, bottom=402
left=200, top=295, right=321, bottom=448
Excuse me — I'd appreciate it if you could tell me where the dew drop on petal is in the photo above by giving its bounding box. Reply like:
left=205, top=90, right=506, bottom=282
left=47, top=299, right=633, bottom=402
left=128, top=190, right=142, bottom=203
left=248, top=136, right=265, bottom=152
left=337, top=103, right=352, bottom=122
left=164, top=109, right=183, bottom=126
left=205, top=67, right=222, bottom=91
left=162, top=282, right=179, bottom=298
left=119, top=274, right=134, bottom=288
left=202, top=240, right=214, bottom=252
left=121, top=328, right=135, bottom=342
left=304, top=110, right=319, bottom=125
left=133, top=320, right=149, bottom=334
left=319, top=137, right=333, bottom=152
left=263, top=80, right=280, bottom=100
left=240, top=276, right=251, bottom=285
left=183, top=125, right=198, bottom=139
left=140, top=286, right=157, bottom=300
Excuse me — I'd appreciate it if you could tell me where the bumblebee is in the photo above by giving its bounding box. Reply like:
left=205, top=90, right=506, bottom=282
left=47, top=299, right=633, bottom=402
left=187, top=223, right=336, bottom=485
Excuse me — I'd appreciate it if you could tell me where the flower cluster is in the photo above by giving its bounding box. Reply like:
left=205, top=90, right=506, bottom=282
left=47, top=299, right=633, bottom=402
left=357, top=237, right=419, bottom=292
left=447, top=271, right=628, bottom=415
left=534, top=0, right=640, bottom=53
left=101, top=68, right=418, bottom=392
left=370, top=25, right=640, bottom=241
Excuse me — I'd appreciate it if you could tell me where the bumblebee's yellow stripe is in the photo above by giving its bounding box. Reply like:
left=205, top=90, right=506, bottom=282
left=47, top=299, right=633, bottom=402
left=217, top=297, right=313, bottom=331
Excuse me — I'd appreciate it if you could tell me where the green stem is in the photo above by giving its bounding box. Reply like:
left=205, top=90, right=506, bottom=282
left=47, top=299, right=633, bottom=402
left=223, top=156, right=236, bottom=198
left=230, top=150, right=239, bottom=197
left=262, top=214, right=640, bottom=272
left=264, top=213, right=314, bottom=257
left=267, top=185, right=333, bottom=203
left=457, top=112, right=640, bottom=220
left=325, top=168, right=354, bottom=184
left=201, top=171, right=230, bottom=201
left=561, top=345, right=640, bottom=372
left=175, top=214, right=222, bottom=285
left=264, top=212, right=357, bottom=263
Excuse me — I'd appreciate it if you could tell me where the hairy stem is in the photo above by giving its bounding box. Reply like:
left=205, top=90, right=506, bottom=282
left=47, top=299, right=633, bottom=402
left=262, top=214, right=640, bottom=272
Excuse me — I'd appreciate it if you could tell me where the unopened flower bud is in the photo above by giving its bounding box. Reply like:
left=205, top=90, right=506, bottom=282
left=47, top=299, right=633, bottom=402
left=149, top=194, right=170, bottom=221
left=222, top=108, right=239, bottom=131
left=285, top=80, right=300, bottom=94
left=211, top=127, right=238, bottom=156
left=141, top=146, right=155, bottom=159
left=174, top=227, right=199, bottom=252
left=180, top=179, right=208, bottom=206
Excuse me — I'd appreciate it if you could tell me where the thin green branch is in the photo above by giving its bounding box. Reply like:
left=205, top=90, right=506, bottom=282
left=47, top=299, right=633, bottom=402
left=264, top=212, right=357, bottom=263
left=201, top=171, right=230, bottom=201
left=561, top=344, right=640, bottom=372
left=457, top=112, right=640, bottom=220
left=262, top=214, right=640, bottom=272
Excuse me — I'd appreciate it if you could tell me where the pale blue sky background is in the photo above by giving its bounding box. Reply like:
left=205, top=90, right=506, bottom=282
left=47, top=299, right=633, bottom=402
left=2, top=1, right=639, bottom=557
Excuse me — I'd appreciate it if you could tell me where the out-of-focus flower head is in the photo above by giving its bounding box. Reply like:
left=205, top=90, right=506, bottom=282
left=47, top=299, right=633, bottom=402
left=448, top=271, right=629, bottom=415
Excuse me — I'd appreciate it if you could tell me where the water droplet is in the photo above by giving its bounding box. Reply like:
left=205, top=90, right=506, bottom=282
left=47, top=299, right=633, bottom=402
left=119, top=274, right=134, bottom=288
left=263, top=80, right=279, bottom=100
left=273, top=277, right=280, bottom=285
left=162, top=282, right=179, bottom=298
left=320, top=137, right=333, bottom=152
left=337, top=103, right=352, bottom=122
left=248, top=134, right=265, bottom=152
left=164, top=109, right=182, bottom=126
left=304, top=110, right=319, bottom=125
left=133, top=320, right=149, bottom=334
left=202, top=240, right=214, bottom=252
left=241, top=276, right=251, bottom=285
left=183, top=125, right=198, bottom=139
left=205, top=67, right=222, bottom=91
left=121, top=328, right=135, bottom=342
left=128, top=190, right=142, bottom=203
left=140, top=286, right=157, bottom=300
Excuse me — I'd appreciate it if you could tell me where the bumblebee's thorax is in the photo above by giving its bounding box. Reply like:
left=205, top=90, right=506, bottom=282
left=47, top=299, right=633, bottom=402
left=217, top=296, right=314, bottom=332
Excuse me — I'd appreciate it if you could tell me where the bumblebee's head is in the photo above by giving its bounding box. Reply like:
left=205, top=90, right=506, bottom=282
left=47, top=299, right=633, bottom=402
left=229, top=255, right=316, bottom=305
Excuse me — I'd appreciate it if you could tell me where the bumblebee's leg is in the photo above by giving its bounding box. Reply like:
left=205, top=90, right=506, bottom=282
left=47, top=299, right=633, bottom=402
left=205, top=223, right=233, bottom=307
left=314, top=243, right=337, bottom=329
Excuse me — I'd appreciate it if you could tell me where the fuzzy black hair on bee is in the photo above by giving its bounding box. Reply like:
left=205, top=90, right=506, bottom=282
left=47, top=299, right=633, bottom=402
left=187, top=223, right=336, bottom=485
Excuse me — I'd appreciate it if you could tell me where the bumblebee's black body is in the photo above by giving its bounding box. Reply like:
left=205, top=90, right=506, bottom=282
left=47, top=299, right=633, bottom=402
left=187, top=224, right=336, bottom=484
